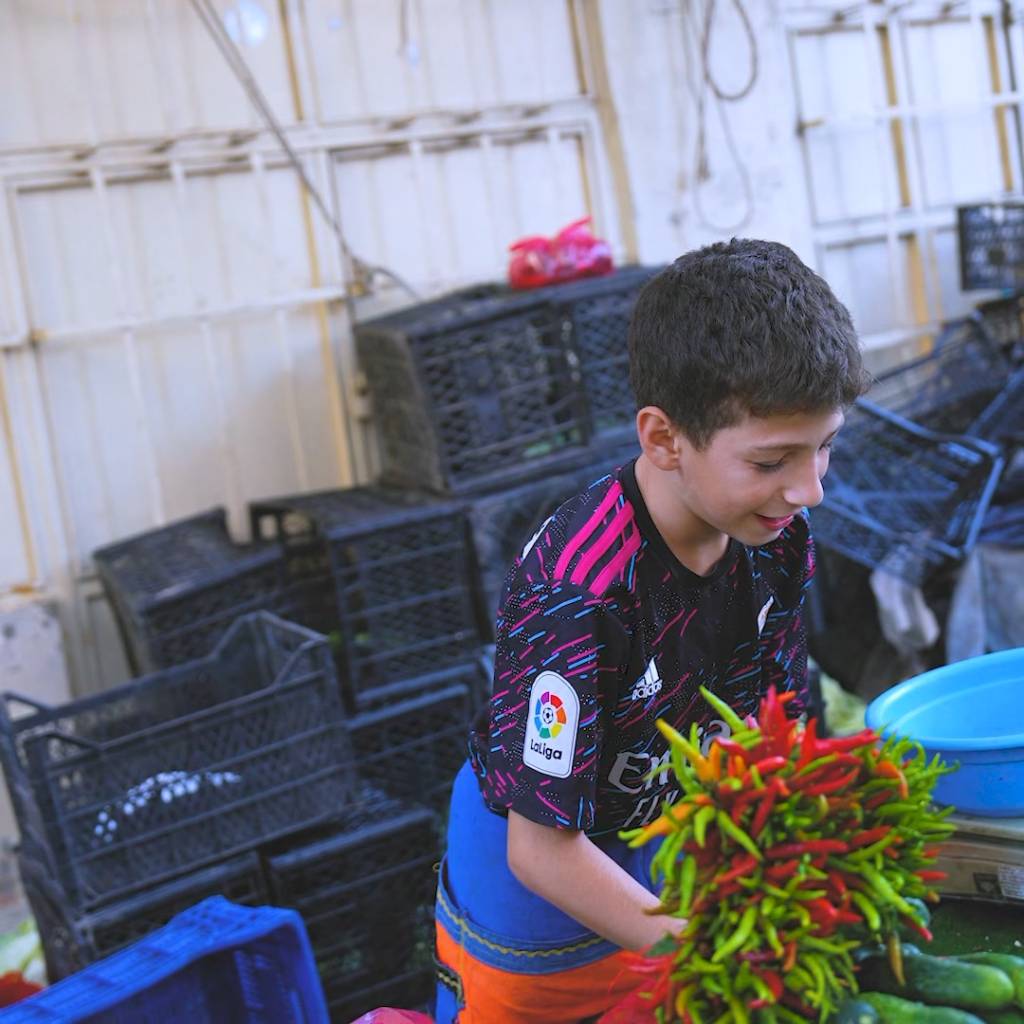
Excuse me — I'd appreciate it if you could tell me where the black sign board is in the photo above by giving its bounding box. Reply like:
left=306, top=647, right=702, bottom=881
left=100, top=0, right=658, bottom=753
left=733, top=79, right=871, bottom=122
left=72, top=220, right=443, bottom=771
left=958, top=202, right=1024, bottom=291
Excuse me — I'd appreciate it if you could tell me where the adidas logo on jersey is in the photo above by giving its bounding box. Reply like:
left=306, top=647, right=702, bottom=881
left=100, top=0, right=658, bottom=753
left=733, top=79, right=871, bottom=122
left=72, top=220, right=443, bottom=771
left=628, top=658, right=662, bottom=701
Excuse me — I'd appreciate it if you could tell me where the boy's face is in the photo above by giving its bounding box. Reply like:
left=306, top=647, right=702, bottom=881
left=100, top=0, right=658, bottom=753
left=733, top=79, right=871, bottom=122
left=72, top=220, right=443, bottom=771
left=673, top=407, right=844, bottom=547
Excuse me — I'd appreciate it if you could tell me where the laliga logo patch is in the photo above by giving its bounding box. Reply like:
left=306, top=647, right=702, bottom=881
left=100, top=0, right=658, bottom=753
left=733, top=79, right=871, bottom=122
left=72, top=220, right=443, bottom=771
left=523, top=671, right=579, bottom=778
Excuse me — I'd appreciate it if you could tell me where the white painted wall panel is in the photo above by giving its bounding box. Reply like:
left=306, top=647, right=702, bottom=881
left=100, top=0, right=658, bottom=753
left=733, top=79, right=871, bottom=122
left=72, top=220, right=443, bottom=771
left=599, top=0, right=816, bottom=265
left=905, top=18, right=1011, bottom=206
left=821, top=238, right=913, bottom=337
left=792, top=28, right=899, bottom=223
left=0, top=0, right=293, bottom=148
left=333, top=133, right=592, bottom=294
left=304, top=0, right=580, bottom=122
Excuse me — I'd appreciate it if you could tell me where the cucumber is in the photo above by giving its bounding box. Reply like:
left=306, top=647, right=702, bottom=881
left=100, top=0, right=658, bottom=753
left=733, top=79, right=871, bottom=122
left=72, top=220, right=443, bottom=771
left=981, top=1009, right=1024, bottom=1024
left=957, top=954, right=1024, bottom=1007
left=858, top=992, right=987, bottom=1023
left=834, top=997, right=880, bottom=1023
left=858, top=951, right=1015, bottom=1011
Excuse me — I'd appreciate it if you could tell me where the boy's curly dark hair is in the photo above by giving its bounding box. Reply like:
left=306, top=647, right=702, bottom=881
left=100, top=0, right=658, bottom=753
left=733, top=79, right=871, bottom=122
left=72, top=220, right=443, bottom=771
left=628, top=239, right=870, bottom=448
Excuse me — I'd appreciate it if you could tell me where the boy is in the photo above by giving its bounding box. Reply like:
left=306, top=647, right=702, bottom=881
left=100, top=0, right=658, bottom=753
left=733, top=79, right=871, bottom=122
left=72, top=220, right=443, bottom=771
left=434, top=239, right=868, bottom=1023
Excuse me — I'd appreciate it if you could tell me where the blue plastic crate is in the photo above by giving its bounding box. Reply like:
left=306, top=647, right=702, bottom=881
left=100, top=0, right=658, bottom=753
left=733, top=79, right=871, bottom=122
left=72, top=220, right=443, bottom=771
left=18, top=848, right=267, bottom=982
left=0, top=896, right=329, bottom=1023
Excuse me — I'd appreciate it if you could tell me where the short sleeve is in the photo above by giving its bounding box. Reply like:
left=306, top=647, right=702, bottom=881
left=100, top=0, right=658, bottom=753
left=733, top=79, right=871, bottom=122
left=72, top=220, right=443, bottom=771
left=476, top=578, right=630, bottom=831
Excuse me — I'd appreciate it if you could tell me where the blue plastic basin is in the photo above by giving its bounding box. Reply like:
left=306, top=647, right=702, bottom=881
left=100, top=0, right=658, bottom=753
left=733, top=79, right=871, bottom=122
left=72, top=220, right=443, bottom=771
left=865, top=647, right=1024, bottom=818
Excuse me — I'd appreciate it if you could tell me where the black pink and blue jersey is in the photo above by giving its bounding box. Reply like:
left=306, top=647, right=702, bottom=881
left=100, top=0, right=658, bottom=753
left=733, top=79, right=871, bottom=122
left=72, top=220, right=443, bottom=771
left=468, top=458, right=813, bottom=837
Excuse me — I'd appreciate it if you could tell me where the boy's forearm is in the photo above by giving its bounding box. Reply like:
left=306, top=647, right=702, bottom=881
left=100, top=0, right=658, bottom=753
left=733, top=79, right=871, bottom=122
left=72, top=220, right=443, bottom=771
left=507, top=810, right=682, bottom=952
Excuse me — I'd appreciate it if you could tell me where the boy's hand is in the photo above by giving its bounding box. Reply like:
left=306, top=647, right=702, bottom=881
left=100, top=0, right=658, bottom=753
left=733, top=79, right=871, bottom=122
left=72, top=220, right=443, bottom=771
left=507, top=810, right=684, bottom=952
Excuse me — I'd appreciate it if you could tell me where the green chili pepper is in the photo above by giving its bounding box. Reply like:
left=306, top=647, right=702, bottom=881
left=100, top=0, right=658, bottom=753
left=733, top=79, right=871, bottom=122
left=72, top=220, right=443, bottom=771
left=716, top=810, right=763, bottom=860
left=712, top=904, right=758, bottom=962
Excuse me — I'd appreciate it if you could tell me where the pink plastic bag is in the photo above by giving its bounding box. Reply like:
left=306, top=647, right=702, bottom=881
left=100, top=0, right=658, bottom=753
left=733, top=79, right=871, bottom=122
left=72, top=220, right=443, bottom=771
left=508, top=217, right=614, bottom=289
left=348, top=1011, right=434, bottom=1024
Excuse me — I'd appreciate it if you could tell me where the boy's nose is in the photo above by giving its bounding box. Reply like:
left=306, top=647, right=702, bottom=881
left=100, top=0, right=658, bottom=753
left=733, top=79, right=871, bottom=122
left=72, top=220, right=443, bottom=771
left=783, top=465, right=824, bottom=510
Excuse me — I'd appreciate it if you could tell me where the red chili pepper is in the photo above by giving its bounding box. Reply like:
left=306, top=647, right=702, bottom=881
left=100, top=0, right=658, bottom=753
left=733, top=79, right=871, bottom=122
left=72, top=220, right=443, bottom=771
left=749, top=999, right=770, bottom=1010
left=717, top=738, right=754, bottom=761
left=922, top=846, right=942, bottom=858
left=916, top=869, right=948, bottom=882
left=827, top=870, right=848, bottom=899
left=783, top=940, right=798, bottom=972
left=729, top=789, right=760, bottom=825
left=903, top=916, right=934, bottom=942
left=765, top=839, right=849, bottom=859
left=834, top=908, right=863, bottom=926
left=749, top=786, right=778, bottom=837
left=803, top=765, right=861, bottom=796
left=808, top=898, right=839, bottom=935
left=762, top=968, right=784, bottom=1000
left=815, top=729, right=878, bottom=752
left=865, top=789, right=893, bottom=810
left=717, top=853, right=759, bottom=885
left=848, top=825, right=893, bottom=848
left=753, top=755, right=788, bottom=775
left=765, top=860, right=798, bottom=881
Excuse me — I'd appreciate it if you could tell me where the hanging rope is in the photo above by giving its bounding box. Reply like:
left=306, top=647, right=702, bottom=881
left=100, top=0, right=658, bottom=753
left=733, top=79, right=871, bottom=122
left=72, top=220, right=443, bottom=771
left=189, top=0, right=420, bottom=301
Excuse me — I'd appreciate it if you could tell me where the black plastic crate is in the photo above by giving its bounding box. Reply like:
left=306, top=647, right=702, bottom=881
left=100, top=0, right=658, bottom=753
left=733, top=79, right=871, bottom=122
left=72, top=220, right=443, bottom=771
left=19, top=849, right=267, bottom=982
left=350, top=669, right=480, bottom=814
left=555, top=266, right=661, bottom=439
left=0, top=613, right=355, bottom=911
left=867, top=318, right=1020, bottom=447
left=250, top=486, right=484, bottom=706
left=266, top=806, right=439, bottom=1024
left=468, top=444, right=640, bottom=631
left=811, top=400, right=1004, bottom=584
left=355, top=283, right=589, bottom=493
left=93, top=508, right=329, bottom=674
left=958, top=202, right=1024, bottom=291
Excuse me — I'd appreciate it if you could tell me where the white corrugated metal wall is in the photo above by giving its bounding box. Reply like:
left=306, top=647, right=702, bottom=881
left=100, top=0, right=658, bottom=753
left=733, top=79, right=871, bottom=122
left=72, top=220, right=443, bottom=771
left=1, top=0, right=1022, bottom=712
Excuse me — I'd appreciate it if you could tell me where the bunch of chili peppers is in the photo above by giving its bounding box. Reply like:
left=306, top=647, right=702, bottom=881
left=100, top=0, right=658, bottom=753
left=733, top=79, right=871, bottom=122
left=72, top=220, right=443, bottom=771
left=617, top=686, right=955, bottom=1024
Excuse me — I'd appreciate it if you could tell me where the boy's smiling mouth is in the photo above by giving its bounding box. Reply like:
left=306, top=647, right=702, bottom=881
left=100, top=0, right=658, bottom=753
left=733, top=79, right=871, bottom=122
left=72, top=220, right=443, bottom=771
left=755, top=513, right=795, bottom=530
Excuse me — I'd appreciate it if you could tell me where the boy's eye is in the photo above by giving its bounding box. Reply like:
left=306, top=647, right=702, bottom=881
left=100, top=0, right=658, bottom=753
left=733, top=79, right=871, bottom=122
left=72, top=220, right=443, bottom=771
left=754, top=460, right=785, bottom=472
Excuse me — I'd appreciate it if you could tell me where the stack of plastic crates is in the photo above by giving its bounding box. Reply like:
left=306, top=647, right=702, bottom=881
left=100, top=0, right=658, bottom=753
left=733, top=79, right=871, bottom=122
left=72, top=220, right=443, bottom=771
left=975, top=293, right=1024, bottom=363
left=354, top=283, right=591, bottom=493
left=0, top=614, right=355, bottom=982
left=554, top=265, right=661, bottom=444
left=249, top=485, right=484, bottom=709
left=264, top=805, right=439, bottom=1022
left=810, top=399, right=1004, bottom=586
left=94, top=508, right=336, bottom=674
left=0, top=896, right=329, bottom=1023
left=354, top=266, right=660, bottom=495
left=868, top=316, right=1024, bottom=455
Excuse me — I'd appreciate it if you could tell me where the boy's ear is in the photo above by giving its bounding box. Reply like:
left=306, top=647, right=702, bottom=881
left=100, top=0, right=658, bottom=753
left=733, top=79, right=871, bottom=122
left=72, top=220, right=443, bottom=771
left=636, top=406, right=683, bottom=470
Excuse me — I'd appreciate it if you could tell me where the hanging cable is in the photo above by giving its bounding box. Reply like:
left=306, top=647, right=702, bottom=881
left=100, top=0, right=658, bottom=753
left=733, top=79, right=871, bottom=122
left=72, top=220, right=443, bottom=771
left=702, top=0, right=758, bottom=101
left=679, top=0, right=757, bottom=234
left=188, top=0, right=420, bottom=301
